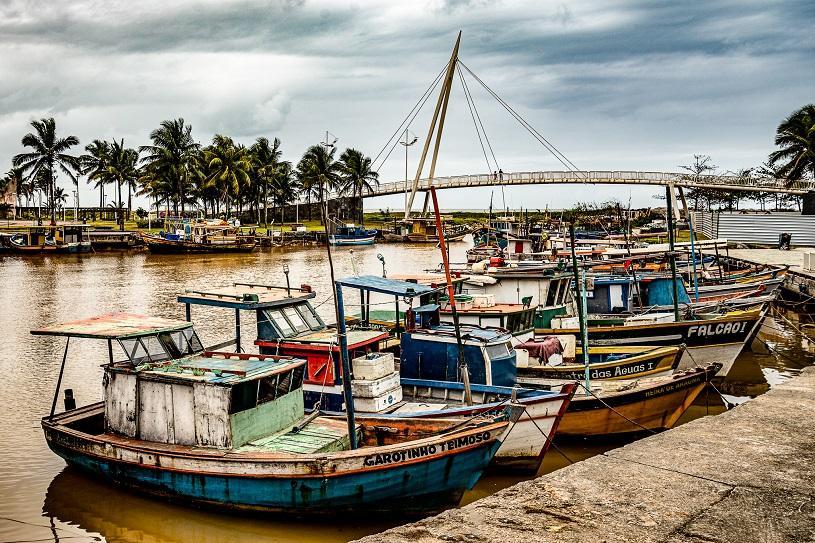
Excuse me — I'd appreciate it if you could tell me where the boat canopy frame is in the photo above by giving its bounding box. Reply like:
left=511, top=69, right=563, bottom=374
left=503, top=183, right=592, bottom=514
left=31, top=312, right=203, bottom=420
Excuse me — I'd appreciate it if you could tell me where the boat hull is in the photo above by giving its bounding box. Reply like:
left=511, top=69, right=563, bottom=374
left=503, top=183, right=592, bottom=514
left=43, top=407, right=508, bottom=515
left=519, top=346, right=682, bottom=381
left=328, top=235, right=377, bottom=246
left=397, top=380, right=575, bottom=473
left=536, top=308, right=765, bottom=377
left=521, top=365, right=719, bottom=437
left=142, top=235, right=257, bottom=254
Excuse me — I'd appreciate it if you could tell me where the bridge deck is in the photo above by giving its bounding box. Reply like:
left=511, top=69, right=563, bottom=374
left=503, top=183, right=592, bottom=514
left=353, top=170, right=815, bottom=198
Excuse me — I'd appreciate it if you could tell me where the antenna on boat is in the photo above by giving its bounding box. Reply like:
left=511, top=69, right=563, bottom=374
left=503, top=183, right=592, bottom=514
left=569, top=223, right=591, bottom=396
left=404, top=31, right=462, bottom=220
left=431, top=186, right=473, bottom=405
left=321, top=202, right=358, bottom=449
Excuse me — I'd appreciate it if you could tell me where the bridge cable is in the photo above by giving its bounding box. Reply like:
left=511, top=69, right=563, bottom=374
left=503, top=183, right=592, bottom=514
left=372, top=71, right=445, bottom=174
left=459, top=68, right=508, bottom=210
left=457, top=69, right=493, bottom=173
left=371, top=64, right=447, bottom=172
left=458, top=60, right=586, bottom=179
left=459, top=59, right=582, bottom=175
left=459, top=68, right=500, bottom=171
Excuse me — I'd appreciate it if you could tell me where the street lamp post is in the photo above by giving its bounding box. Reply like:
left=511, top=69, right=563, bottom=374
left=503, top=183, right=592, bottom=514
left=399, top=129, right=418, bottom=215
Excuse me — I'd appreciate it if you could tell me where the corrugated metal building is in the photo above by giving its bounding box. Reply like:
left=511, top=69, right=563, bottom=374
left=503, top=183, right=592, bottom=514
left=692, top=211, right=815, bottom=247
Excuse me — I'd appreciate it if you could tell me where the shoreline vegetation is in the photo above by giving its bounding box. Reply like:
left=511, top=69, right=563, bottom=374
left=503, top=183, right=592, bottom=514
left=1, top=103, right=813, bottom=230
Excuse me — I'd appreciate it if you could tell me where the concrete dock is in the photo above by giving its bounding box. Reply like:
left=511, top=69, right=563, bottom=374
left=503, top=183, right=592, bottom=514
left=354, top=368, right=815, bottom=543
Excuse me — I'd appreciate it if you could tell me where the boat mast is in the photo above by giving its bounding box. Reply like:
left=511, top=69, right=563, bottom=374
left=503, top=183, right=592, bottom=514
left=431, top=186, right=472, bottom=405
left=403, top=32, right=462, bottom=220
left=569, top=223, right=590, bottom=396
left=322, top=202, right=358, bottom=449
left=665, top=184, right=681, bottom=321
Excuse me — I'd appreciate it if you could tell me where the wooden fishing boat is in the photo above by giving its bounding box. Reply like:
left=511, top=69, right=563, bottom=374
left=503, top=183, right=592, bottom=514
left=142, top=219, right=257, bottom=253
left=537, top=306, right=767, bottom=377
left=328, top=225, right=378, bottom=246
left=516, top=342, right=683, bottom=380
left=178, top=277, right=575, bottom=473
left=382, top=217, right=468, bottom=243
left=519, top=364, right=721, bottom=436
left=2, top=224, right=92, bottom=254
left=34, top=313, right=518, bottom=515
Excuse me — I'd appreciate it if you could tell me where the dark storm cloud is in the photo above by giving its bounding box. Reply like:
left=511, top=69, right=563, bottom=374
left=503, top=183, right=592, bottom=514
left=0, top=0, right=813, bottom=209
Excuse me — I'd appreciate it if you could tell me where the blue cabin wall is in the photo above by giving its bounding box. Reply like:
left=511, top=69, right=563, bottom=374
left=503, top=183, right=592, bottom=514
left=399, top=334, right=516, bottom=386
left=643, top=278, right=691, bottom=306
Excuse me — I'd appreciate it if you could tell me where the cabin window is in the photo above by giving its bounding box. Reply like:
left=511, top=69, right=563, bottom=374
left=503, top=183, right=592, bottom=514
left=229, top=380, right=259, bottom=414
left=485, top=342, right=511, bottom=361
left=268, top=309, right=295, bottom=336
left=120, top=338, right=153, bottom=365
left=283, top=306, right=309, bottom=333
left=296, top=304, right=322, bottom=329
left=161, top=328, right=203, bottom=358
left=545, top=281, right=558, bottom=307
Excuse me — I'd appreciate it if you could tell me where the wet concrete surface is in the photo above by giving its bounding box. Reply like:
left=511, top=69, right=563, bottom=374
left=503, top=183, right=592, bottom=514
left=354, top=367, right=815, bottom=543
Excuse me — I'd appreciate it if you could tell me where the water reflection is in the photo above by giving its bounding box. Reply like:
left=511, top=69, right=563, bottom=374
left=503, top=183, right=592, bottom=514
left=44, top=468, right=392, bottom=543
left=0, top=245, right=813, bottom=543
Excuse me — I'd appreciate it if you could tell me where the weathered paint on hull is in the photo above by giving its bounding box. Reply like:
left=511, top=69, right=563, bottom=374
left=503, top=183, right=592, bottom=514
left=554, top=367, right=715, bottom=436
left=520, top=347, right=681, bottom=381
left=48, top=440, right=496, bottom=514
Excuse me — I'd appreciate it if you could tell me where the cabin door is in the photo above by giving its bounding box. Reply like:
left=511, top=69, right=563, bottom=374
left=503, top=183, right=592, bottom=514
left=138, top=382, right=196, bottom=445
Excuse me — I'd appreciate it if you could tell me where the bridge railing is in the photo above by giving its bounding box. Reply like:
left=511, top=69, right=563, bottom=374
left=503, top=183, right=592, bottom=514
left=357, top=170, right=815, bottom=197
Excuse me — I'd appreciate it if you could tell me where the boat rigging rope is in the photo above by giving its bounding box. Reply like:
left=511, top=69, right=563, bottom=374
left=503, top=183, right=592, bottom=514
left=457, top=60, right=586, bottom=179
left=575, top=381, right=658, bottom=435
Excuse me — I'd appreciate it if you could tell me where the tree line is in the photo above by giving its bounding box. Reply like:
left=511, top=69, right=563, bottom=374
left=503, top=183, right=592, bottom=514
left=1, top=117, right=379, bottom=228
left=677, top=104, right=815, bottom=212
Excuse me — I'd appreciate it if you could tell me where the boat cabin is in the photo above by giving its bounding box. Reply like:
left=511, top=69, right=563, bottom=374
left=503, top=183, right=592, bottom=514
left=31, top=313, right=351, bottom=453
left=178, top=281, right=390, bottom=411
left=5, top=224, right=92, bottom=252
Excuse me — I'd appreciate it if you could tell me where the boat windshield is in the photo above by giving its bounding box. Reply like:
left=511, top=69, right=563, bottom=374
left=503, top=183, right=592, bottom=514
left=118, top=328, right=203, bottom=365
left=485, top=341, right=512, bottom=362
left=261, top=303, right=323, bottom=338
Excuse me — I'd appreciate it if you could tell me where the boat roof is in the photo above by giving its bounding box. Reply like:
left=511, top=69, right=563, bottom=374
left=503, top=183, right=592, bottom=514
left=389, top=273, right=469, bottom=286
left=31, top=312, right=192, bottom=339
left=335, top=275, right=436, bottom=297
left=178, top=283, right=316, bottom=309
left=138, top=353, right=305, bottom=385
left=258, top=328, right=388, bottom=347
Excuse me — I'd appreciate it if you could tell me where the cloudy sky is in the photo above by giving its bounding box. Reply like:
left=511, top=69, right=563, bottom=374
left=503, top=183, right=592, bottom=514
left=1, top=0, right=813, bottom=211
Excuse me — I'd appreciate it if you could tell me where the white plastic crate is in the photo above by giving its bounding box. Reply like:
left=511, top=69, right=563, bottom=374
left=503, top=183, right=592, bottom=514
left=351, top=372, right=400, bottom=398
left=353, top=386, right=403, bottom=412
left=471, top=293, right=496, bottom=308
left=351, top=352, right=395, bottom=381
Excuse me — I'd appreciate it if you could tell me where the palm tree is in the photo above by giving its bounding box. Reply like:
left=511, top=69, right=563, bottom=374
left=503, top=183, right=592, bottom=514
left=107, top=140, right=140, bottom=231
left=296, top=145, right=342, bottom=223
left=271, top=162, right=300, bottom=224
left=12, top=117, right=80, bottom=224
left=80, top=140, right=111, bottom=209
left=339, top=148, right=378, bottom=224
left=140, top=118, right=200, bottom=216
left=769, top=104, right=815, bottom=183
left=251, top=137, right=283, bottom=226
left=206, top=135, right=252, bottom=217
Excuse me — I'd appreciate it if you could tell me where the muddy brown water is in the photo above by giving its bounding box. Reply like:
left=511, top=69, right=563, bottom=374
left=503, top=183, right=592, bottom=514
left=1, top=243, right=812, bottom=543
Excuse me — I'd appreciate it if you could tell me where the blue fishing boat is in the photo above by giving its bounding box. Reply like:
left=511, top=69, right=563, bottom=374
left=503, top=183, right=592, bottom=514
left=328, top=224, right=378, bottom=246
left=177, top=276, right=575, bottom=472
left=34, top=313, right=518, bottom=514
